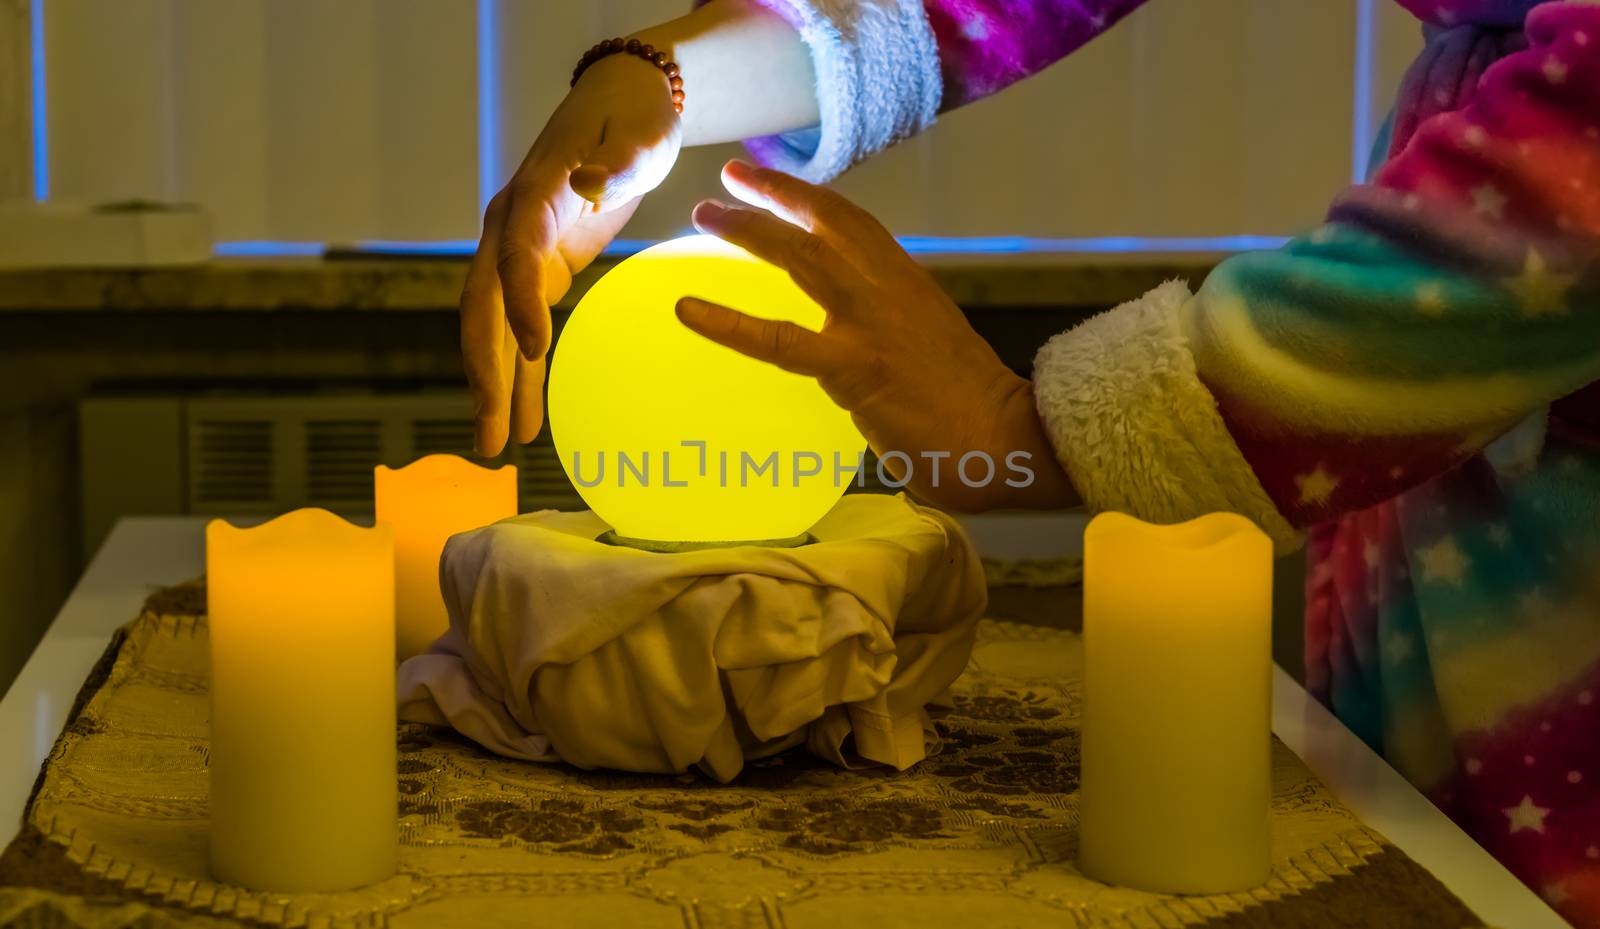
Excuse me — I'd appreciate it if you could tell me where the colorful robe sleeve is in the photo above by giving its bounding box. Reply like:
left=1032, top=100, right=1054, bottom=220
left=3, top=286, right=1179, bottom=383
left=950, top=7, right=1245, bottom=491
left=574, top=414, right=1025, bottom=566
left=740, top=0, right=1146, bottom=181
left=1033, top=1, right=1600, bottom=551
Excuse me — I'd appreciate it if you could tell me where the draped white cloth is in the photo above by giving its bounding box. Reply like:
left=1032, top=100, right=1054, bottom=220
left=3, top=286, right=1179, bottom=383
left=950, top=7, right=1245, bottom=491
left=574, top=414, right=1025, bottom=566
left=397, top=494, right=988, bottom=782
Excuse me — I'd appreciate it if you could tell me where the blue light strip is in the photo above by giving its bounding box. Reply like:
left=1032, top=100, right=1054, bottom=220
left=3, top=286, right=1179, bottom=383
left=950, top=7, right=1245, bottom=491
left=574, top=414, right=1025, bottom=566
left=349, top=239, right=477, bottom=255
left=476, top=0, right=498, bottom=214
left=213, top=241, right=326, bottom=258
left=30, top=0, right=47, bottom=201
left=893, top=235, right=1290, bottom=255
left=1352, top=0, right=1377, bottom=183
left=215, top=235, right=1290, bottom=260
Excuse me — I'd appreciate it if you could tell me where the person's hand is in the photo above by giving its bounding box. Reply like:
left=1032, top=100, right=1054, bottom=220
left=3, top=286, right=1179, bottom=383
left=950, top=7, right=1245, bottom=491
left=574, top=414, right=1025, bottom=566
left=463, top=53, right=683, bottom=456
left=677, top=160, right=1079, bottom=512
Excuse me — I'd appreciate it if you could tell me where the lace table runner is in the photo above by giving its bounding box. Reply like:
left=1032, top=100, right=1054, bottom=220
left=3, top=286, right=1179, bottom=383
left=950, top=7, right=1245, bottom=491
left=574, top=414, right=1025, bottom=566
left=0, top=580, right=1484, bottom=929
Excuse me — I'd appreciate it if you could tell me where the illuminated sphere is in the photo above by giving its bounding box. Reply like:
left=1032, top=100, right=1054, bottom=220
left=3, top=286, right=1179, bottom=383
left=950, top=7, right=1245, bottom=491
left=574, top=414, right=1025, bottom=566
left=549, top=235, right=865, bottom=542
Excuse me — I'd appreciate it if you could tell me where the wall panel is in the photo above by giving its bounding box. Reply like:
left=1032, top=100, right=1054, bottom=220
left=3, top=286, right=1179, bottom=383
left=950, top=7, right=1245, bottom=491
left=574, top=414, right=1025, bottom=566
left=37, top=0, right=1430, bottom=244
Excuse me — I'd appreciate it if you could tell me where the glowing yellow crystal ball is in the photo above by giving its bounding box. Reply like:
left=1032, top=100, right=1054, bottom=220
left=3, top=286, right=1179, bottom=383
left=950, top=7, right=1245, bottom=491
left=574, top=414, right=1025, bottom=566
left=548, top=235, right=865, bottom=542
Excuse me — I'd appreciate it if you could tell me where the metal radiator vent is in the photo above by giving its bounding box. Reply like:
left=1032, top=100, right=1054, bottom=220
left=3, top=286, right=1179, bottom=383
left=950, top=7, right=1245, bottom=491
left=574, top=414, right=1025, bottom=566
left=181, top=392, right=549, bottom=515
left=88, top=390, right=894, bottom=551
left=305, top=419, right=384, bottom=506
left=193, top=419, right=274, bottom=506
left=412, top=418, right=476, bottom=458
left=516, top=427, right=585, bottom=512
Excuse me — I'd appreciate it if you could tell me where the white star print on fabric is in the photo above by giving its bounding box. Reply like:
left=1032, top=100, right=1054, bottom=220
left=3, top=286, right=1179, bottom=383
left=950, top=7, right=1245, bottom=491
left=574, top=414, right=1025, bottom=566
left=1418, top=538, right=1469, bottom=585
left=1463, top=125, right=1488, bottom=148
left=1363, top=541, right=1381, bottom=569
left=1508, top=248, right=1575, bottom=318
left=1505, top=795, right=1551, bottom=834
left=1486, top=523, right=1510, bottom=547
left=1295, top=465, right=1340, bottom=507
left=962, top=15, right=989, bottom=40
left=1544, top=56, right=1570, bottom=84
left=1387, top=634, right=1416, bottom=663
left=1470, top=184, right=1508, bottom=220
left=1546, top=881, right=1572, bottom=906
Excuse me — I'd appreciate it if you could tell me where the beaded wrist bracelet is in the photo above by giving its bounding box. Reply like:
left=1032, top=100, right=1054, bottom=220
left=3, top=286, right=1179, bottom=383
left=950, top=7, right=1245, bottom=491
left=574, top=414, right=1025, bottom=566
left=571, top=37, right=685, bottom=114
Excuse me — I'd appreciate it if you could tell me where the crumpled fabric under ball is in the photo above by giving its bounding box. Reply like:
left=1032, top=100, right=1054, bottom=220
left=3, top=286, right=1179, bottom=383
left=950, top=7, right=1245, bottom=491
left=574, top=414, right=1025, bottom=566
left=396, top=493, right=987, bottom=782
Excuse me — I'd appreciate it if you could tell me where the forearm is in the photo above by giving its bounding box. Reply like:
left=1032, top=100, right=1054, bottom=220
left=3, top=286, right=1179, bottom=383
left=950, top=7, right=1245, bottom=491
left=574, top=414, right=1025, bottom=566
left=627, top=0, right=818, bottom=146
left=991, top=379, right=1081, bottom=511
left=900, top=376, right=1081, bottom=513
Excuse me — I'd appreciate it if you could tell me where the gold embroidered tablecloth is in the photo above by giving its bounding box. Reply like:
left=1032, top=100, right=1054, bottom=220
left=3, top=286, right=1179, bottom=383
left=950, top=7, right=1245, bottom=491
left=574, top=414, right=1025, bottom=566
left=0, top=580, right=1484, bottom=929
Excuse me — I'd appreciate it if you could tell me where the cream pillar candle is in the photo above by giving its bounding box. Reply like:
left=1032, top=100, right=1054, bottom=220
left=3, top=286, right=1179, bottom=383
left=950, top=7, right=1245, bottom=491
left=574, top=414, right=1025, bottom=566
left=1079, top=512, right=1274, bottom=894
left=206, top=509, right=397, bottom=892
left=374, top=454, right=517, bottom=660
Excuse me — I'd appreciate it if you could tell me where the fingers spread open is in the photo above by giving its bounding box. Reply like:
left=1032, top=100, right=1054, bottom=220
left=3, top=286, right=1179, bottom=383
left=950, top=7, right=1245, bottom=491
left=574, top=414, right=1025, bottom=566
left=463, top=195, right=513, bottom=457
left=675, top=297, right=837, bottom=377
left=691, top=201, right=862, bottom=314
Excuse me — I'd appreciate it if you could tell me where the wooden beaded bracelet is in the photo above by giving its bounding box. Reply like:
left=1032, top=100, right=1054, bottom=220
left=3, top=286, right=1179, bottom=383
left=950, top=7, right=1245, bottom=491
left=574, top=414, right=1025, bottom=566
left=571, top=37, right=685, bottom=114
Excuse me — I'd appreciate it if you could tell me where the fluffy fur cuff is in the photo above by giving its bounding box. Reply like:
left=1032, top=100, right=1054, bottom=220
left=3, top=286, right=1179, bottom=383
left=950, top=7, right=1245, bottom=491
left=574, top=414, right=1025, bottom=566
left=744, top=0, right=942, bottom=182
left=1032, top=280, right=1301, bottom=553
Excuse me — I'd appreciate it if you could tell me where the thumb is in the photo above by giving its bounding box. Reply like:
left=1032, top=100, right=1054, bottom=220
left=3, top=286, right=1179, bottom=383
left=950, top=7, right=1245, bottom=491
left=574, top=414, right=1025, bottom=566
left=568, top=163, right=620, bottom=205
left=569, top=139, right=675, bottom=212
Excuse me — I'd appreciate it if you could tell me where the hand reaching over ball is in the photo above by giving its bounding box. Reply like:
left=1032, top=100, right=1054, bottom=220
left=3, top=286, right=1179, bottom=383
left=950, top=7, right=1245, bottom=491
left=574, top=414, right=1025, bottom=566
left=677, top=160, right=1079, bottom=513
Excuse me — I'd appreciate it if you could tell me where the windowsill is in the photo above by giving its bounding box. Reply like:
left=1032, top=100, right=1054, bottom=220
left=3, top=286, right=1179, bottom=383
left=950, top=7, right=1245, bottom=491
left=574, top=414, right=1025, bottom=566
left=0, top=252, right=1223, bottom=313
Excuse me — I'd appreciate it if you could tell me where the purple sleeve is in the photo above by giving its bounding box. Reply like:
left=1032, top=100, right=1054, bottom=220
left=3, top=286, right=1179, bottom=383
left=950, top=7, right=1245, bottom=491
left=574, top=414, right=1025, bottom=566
left=717, top=0, right=1146, bottom=181
left=925, top=0, right=1149, bottom=110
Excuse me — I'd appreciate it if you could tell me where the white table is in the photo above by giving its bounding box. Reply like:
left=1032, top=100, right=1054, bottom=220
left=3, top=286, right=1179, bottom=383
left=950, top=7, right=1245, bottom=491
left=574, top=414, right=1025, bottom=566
left=0, top=516, right=1569, bottom=929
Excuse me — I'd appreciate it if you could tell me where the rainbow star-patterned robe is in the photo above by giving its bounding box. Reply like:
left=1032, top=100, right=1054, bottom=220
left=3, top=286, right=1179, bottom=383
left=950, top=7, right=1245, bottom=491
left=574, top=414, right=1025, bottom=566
left=734, top=0, right=1600, bottom=920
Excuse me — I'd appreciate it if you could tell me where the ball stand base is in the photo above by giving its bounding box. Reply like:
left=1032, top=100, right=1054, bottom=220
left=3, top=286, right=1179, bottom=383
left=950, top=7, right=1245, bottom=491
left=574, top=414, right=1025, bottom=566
left=595, top=530, right=817, bottom=552
left=399, top=494, right=991, bottom=778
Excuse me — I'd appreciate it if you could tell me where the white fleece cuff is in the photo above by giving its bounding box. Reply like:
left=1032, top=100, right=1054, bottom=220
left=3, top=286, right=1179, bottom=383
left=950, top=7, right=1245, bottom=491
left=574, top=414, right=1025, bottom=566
left=747, top=0, right=942, bottom=182
left=1033, top=280, right=1302, bottom=554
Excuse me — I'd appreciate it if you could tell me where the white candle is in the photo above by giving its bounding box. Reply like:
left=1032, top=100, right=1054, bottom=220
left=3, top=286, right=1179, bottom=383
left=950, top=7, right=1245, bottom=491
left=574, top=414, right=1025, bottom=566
left=1079, top=511, right=1274, bottom=894
left=206, top=509, right=397, bottom=892
left=374, top=454, right=517, bottom=660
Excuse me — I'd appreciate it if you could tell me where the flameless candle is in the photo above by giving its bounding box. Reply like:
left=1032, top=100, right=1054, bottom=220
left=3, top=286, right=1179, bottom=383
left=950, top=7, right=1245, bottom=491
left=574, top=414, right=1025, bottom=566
left=1079, top=512, right=1274, bottom=895
left=375, top=454, right=518, bottom=660
left=206, top=509, right=397, bottom=892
